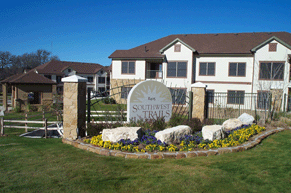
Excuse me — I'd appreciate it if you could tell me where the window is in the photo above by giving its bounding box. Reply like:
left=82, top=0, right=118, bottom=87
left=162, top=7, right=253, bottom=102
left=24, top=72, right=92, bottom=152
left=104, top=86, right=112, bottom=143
left=121, top=87, right=132, bottom=99
left=269, top=43, right=277, bottom=52
left=122, top=61, right=135, bottom=74
left=44, top=75, right=51, bottom=79
left=259, top=62, right=284, bottom=80
left=167, top=62, right=187, bottom=78
left=169, top=88, right=186, bottom=104
left=68, top=69, right=71, bottom=72
left=227, top=90, right=245, bottom=104
left=28, top=92, right=41, bottom=104
left=98, top=77, right=105, bottom=83
left=206, top=90, right=214, bottom=103
left=174, top=44, right=181, bottom=52
left=257, top=91, right=271, bottom=109
left=229, top=63, right=246, bottom=76
left=199, top=62, right=215, bottom=76
left=106, top=77, right=110, bottom=84
left=87, top=76, right=93, bottom=82
left=56, top=76, right=62, bottom=84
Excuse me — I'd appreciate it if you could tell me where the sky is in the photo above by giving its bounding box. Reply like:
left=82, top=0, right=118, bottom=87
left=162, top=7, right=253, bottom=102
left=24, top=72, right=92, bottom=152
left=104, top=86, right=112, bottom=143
left=1, top=0, right=290, bottom=67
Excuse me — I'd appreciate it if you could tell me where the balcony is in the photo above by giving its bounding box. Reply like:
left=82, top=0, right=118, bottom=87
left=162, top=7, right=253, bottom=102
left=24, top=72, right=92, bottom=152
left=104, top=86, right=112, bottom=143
left=146, top=70, right=163, bottom=79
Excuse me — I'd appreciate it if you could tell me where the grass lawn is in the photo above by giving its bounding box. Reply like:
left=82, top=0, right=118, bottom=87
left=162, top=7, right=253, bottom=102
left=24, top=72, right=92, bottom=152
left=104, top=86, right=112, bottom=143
left=0, top=128, right=290, bottom=192
left=88, top=100, right=127, bottom=112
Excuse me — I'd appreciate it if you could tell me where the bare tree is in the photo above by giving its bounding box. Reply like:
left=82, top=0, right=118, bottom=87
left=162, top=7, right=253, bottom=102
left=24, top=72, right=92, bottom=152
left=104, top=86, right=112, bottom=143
left=0, top=51, right=12, bottom=71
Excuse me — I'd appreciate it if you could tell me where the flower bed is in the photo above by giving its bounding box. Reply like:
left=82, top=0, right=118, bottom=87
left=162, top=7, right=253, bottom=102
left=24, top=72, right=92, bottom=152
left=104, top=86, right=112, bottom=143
left=84, top=124, right=266, bottom=153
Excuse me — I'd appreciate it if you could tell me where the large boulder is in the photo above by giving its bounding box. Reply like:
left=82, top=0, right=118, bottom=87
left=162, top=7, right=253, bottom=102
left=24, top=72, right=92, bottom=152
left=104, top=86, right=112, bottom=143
left=202, top=125, right=224, bottom=141
left=155, top=125, right=191, bottom=144
left=102, top=127, right=143, bottom=143
left=238, top=113, right=255, bottom=125
left=222, top=118, right=243, bottom=132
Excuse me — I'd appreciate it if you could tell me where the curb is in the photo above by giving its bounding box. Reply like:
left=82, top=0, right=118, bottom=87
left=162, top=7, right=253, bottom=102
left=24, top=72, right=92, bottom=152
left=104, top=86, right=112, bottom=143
left=62, top=127, right=289, bottom=159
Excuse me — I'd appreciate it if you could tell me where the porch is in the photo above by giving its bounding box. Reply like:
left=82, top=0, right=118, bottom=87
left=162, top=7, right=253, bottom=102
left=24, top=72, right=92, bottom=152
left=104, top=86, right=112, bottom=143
left=145, top=60, right=163, bottom=79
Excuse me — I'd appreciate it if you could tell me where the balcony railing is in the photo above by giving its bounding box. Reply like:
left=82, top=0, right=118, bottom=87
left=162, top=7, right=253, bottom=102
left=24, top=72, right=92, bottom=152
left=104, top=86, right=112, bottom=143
left=146, top=70, right=163, bottom=79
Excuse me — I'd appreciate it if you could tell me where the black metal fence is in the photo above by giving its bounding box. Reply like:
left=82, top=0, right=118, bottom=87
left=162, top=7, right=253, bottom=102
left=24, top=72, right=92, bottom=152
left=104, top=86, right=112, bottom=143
left=86, top=81, right=192, bottom=124
left=205, top=92, right=282, bottom=123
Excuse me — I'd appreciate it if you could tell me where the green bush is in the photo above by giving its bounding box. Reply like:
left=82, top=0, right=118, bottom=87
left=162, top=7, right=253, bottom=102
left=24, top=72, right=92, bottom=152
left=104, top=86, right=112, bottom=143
left=87, top=122, right=123, bottom=136
left=102, top=97, right=116, bottom=104
left=167, top=114, right=186, bottom=127
left=181, top=118, right=203, bottom=133
left=13, top=106, right=22, bottom=113
left=126, top=117, right=167, bottom=132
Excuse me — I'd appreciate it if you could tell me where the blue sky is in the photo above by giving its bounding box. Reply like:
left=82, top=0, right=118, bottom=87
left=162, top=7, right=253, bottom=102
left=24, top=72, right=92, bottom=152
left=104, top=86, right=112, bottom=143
left=1, top=0, right=290, bottom=67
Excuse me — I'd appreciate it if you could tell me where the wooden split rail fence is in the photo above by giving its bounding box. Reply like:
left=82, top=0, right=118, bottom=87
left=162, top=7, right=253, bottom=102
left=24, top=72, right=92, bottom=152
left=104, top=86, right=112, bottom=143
left=0, top=110, right=61, bottom=138
left=87, top=110, right=127, bottom=124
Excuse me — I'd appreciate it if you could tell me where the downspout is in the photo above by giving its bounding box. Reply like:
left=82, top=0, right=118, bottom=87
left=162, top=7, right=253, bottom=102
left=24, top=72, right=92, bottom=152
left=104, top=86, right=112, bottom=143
left=251, top=51, right=256, bottom=115
left=251, top=51, right=256, bottom=94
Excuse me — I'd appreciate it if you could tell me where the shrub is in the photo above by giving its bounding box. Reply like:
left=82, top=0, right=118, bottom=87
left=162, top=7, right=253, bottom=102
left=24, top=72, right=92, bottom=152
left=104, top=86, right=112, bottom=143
left=181, top=118, right=203, bottom=133
left=87, top=122, right=122, bottom=136
left=126, top=117, right=166, bottom=131
left=13, top=106, right=21, bottom=113
left=102, top=97, right=116, bottom=104
left=167, top=114, right=186, bottom=127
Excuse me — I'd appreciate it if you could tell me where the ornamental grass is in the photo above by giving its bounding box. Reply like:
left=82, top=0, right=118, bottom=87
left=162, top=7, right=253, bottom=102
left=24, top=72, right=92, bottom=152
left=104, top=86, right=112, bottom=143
left=84, top=124, right=266, bottom=153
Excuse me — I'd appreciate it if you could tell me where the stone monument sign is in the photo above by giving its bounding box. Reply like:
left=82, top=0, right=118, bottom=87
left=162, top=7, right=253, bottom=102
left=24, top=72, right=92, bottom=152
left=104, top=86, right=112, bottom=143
left=127, top=80, right=172, bottom=122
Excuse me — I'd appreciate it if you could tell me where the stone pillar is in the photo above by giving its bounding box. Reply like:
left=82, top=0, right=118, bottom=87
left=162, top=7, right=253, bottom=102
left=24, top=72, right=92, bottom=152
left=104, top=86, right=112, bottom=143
left=2, top=83, right=8, bottom=112
left=62, top=75, right=87, bottom=140
left=191, top=82, right=207, bottom=122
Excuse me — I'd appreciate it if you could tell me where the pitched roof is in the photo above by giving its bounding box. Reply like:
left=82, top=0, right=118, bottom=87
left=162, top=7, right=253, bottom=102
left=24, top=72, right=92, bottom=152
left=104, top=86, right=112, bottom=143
left=109, top=32, right=291, bottom=58
left=35, top=60, right=103, bottom=75
left=1, top=70, right=56, bottom=84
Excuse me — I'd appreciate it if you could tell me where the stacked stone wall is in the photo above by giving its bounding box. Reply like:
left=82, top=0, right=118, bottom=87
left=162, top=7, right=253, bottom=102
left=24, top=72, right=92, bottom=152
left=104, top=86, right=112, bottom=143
left=110, top=79, right=144, bottom=104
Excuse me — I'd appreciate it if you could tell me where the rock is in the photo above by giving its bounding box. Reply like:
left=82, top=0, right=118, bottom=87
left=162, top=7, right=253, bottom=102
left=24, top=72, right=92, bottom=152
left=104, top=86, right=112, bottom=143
left=102, top=127, right=143, bottom=143
left=238, top=113, right=255, bottom=125
left=202, top=125, right=224, bottom=141
left=222, top=118, right=243, bottom=132
left=155, top=125, right=191, bottom=144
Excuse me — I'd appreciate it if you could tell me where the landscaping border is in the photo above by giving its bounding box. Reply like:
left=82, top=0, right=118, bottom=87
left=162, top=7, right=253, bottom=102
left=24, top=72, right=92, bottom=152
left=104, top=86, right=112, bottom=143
left=62, top=127, right=289, bottom=159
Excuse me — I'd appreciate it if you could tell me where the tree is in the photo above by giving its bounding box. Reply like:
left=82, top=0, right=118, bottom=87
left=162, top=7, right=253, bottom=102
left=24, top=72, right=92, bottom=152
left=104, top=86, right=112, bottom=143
left=0, top=51, right=12, bottom=70
left=0, top=49, right=59, bottom=81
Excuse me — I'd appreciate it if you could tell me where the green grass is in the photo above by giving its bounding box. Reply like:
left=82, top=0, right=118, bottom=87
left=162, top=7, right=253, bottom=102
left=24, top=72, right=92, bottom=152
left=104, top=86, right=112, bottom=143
left=1, top=128, right=290, bottom=193
left=88, top=99, right=127, bottom=111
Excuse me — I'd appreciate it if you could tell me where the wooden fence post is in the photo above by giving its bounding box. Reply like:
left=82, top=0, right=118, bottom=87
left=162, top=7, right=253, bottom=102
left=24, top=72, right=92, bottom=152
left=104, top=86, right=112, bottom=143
left=43, top=110, right=45, bottom=127
left=44, top=118, right=48, bottom=139
left=25, top=112, right=28, bottom=132
left=0, top=117, right=4, bottom=136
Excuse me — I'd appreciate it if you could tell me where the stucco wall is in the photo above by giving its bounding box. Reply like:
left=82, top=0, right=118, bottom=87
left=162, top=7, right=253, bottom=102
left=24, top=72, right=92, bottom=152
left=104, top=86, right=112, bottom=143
left=195, top=56, right=253, bottom=93
left=163, top=42, right=193, bottom=91
left=253, top=40, right=291, bottom=95
left=112, top=60, right=146, bottom=80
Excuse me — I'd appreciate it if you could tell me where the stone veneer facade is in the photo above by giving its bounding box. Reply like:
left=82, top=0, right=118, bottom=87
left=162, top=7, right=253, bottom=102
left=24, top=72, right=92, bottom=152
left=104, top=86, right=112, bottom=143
left=191, top=83, right=206, bottom=121
left=63, top=77, right=87, bottom=140
left=110, top=79, right=144, bottom=104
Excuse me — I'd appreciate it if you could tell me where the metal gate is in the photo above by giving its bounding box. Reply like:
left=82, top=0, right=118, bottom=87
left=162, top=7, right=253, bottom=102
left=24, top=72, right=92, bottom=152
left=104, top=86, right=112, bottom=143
left=86, top=81, right=192, bottom=125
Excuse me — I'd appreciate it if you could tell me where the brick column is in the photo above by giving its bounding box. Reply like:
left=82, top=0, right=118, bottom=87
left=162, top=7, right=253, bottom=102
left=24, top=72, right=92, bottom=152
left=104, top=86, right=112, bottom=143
left=62, top=75, right=87, bottom=140
left=191, top=82, right=207, bottom=122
